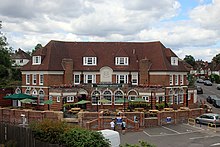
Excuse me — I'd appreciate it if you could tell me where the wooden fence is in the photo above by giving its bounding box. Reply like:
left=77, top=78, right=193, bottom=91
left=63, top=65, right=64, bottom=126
left=0, top=123, right=61, bottom=147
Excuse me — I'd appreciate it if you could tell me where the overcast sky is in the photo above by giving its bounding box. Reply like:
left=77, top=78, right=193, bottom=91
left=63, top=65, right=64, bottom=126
left=1, top=0, right=220, bottom=61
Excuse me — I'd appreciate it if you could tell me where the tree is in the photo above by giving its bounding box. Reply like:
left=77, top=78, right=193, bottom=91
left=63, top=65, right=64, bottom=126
left=32, top=43, right=42, bottom=55
left=212, top=53, right=220, bottom=65
left=0, top=21, right=13, bottom=87
left=183, top=55, right=195, bottom=67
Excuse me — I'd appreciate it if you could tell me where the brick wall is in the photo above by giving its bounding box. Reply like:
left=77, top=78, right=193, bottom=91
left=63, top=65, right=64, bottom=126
left=0, top=108, right=63, bottom=125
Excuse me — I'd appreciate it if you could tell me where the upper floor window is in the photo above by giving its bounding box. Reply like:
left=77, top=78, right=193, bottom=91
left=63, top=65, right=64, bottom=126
left=115, top=57, right=129, bottom=65
left=32, top=74, right=37, bottom=85
left=169, top=75, right=173, bottom=85
left=83, top=57, right=97, bottom=65
left=84, top=74, right=96, bottom=83
left=175, top=75, right=179, bottom=85
left=116, top=74, right=128, bottom=84
left=132, top=74, right=138, bottom=85
left=171, top=57, right=178, bottom=66
left=180, top=75, right=184, bottom=85
left=26, top=74, right=30, bottom=85
left=74, top=74, right=80, bottom=84
left=39, top=74, right=44, bottom=85
left=32, top=56, right=41, bottom=65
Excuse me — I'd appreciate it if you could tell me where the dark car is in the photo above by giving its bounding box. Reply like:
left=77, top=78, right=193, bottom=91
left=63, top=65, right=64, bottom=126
left=200, top=104, right=212, bottom=113
left=204, top=80, right=212, bottom=86
left=196, top=78, right=204, bottom=83
left=195, top=113, right=220, bottom=126
left=206, top=95, right=218, bottom=104
left=196, top=86, right=203, bottom=94
left=217, top=84, right=220, bottom=90
left=213, top=98, right=220, bottom=108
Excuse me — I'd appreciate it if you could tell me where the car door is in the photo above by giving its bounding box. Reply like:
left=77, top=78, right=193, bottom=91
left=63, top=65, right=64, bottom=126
left=200, top=115, right=209, bottom=124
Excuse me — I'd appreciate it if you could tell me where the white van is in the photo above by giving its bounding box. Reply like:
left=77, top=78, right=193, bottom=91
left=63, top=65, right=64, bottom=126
left=99, top=129, right=120, bottom=147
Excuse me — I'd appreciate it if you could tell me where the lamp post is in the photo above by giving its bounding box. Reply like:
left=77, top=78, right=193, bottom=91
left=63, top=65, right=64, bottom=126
left=95, top=93, right=99, bottom=112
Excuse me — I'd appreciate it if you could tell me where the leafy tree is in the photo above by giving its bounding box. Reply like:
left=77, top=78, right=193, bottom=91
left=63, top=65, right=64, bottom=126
left=0, top=21, right=13, bottom=87
left=32, top=43, right=42, bottom=55
left=212, top=53, right=220, bottom=65
left=183, top=55, right=195, bottom=67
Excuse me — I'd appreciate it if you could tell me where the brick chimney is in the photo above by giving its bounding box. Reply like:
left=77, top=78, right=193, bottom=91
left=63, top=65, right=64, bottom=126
left=139, top=58, right=152, bottom=85
left=62, top=58, right=73, bottom=84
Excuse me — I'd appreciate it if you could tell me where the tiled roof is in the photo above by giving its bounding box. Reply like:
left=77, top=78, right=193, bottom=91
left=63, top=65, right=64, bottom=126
left=11, top=48, right=31, bottom=59
left=21, top=40, right=188, bottom=72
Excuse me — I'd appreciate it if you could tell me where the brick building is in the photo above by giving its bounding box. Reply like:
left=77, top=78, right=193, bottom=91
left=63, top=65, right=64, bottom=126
left=20, top=40, right=196, bottom=111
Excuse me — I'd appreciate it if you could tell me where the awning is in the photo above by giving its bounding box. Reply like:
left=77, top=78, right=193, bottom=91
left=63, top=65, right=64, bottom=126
left=4, top=93, right=37, bottom=100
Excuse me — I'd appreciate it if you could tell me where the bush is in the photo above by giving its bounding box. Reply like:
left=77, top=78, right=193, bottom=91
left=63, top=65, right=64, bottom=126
left=120, top=140, right=156, bottom=147
left=60, top=128, right=110, bottom=147
left=30, top=119, right=71, bottom=144
left=30, top=119, right=110, bottom=147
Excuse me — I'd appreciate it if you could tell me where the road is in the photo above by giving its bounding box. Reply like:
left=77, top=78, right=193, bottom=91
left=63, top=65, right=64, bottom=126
left=196, top=82, right=220, bottom=114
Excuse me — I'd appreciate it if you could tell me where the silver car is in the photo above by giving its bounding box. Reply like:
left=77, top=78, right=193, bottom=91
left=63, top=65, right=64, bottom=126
left=217, top=84, right=220, bottom=90
left=195, top=113, right=220, bottom=126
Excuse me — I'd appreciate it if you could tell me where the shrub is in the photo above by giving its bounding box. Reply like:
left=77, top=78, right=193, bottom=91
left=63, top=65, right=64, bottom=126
left=60, top=127, right=110, bottom=147
left=121, top=140, right=156, bottom=147
left=30, top=119, right=72, bottom=144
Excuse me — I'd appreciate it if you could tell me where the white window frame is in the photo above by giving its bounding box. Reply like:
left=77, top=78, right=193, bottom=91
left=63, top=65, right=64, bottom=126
left=83, top=57, right=97, bottom=65
left=169, top=90, right=173, bottom=104
left=32, top=74, right=37, bottom=85
left=67, top=96, right=74, bottom=102
left=180, top=75, right=184, bottom=85
left=57, top=96, right=60, bottom=102
left=116, top=74, right=128, bottom=84
left=128, top=95, right=137, bottom=101
left=171, top=57, right=178, bottom=66
left=169, top=75, right=173, bottom=85
left=39, top=89, right=44, bottom=105
left=32, top=56, right=41, bottom=65
left=115, top=57, right=129, bottom=65
left=26, top=74, right=30, bottom=85
left=132, top=74, right=138, bottom=85
left=175, top=75, right=179, bottom=85
left=74, top=74, right=80, bottom=84
left=39, top=74, right=44, bottom=85
left=142, top=96, right=149, bottom=102
left=84, top=74, right=96, bottom=83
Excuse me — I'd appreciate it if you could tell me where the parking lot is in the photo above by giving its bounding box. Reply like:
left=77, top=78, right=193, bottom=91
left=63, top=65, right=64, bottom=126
left=120, top=123, right=220, bottom=147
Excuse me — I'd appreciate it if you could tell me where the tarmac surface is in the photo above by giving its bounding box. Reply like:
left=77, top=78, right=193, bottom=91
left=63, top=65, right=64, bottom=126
left=120, top=123, right=220, bottom=147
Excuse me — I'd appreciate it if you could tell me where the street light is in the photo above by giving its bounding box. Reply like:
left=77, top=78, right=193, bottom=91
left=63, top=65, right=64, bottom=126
left=95, top=93, right=99, bottom=112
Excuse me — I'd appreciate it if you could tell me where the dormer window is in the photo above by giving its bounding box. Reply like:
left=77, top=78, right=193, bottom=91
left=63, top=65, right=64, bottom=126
left=32, top=56, right=41, bottom=65
left=171, top=57, right=178, bottom=66
left=115, top=57, right=129, bottom=65
left=83, top=57, right=97, bottom=65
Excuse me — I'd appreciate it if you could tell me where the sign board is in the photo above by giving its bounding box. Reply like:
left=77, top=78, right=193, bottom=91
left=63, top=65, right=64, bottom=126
left=166, top=117, right=171, bottom=123
left=116, top=117, right=122, bottom=125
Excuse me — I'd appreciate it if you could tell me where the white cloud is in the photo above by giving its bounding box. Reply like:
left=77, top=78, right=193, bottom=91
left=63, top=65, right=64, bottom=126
left=0, top=0, right=220, bottom=62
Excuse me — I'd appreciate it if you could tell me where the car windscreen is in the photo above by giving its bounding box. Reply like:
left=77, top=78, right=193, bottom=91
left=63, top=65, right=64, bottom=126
left=215, top=100, right=220, bottom=105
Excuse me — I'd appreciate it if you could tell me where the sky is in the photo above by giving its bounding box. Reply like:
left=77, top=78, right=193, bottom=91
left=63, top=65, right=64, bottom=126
left=1, top=0, right=220, bottom=62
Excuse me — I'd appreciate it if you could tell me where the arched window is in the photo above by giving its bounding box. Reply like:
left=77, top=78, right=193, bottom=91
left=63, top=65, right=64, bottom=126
left=128, top=90, right=137, bottom=101
left=39, top=89, right=45, bottom=105
left=32, top=89, right=38, bottom=104
left=174, top=90, right=178, bottom=104
left=179, top=89, right=184, bottom=103
left=15, top=88, right=21, bottom=94
left=91, top=90, right=101, bottom=105
left=169, top=89, right=173, bottom=104
left=114, top=90, right=123, bottom=105
left=103, top=90, right=112, bottom=105
left=25, top=89, right=31, bottom=95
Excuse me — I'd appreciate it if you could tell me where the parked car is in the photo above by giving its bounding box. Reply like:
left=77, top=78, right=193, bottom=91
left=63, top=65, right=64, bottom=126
left=196, top=78, right=204, bottom=83
left=200, top=104, right=212, bottom=113
left=203, top=80, right=212, bottom=86
left=217, top=84, right=220, bottom=90
left=195, top=113, right=220, bottom=126
left=213, top=98, right=220, bottom=108
left=206, top=95, right=218, bottom=104
left=196, top=86, right=203, bottom=94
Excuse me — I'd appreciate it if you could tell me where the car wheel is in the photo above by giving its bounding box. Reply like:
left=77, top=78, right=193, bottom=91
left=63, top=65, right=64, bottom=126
left=196, top=119, right=200, bottom=124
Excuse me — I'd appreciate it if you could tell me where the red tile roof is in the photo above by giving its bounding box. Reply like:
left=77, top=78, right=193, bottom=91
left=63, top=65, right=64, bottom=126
left=21, top=40, right=188, bottom=72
